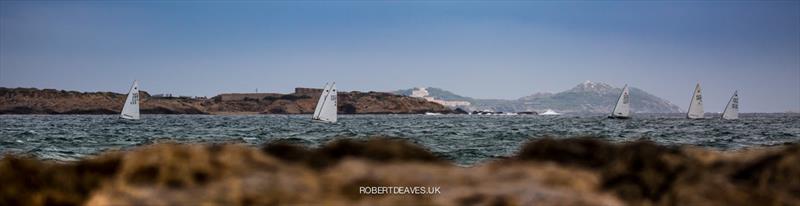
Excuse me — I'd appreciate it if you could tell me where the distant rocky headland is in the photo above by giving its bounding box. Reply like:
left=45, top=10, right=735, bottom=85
left=0, top=87, right=452, bottom=115
left=395, top=81, right=682, bottom=113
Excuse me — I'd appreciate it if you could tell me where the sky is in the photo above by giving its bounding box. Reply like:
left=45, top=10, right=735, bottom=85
left=1, top=1, right=798, bottom=112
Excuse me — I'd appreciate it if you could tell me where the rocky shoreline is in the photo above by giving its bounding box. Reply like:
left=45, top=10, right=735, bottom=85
left=0, top=87, right=452, bottom=115
left=1, top=137, right=797, bottom=205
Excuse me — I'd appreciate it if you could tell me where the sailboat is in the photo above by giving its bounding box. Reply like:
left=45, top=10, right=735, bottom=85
left=721, top=91, right=739, bottom=120
left=687, top=83, right=704, bottom=119
left=312, top=82, right=337, bottom=123
left=608, top=84, right=631, bottom=119
left=120, top=80, right=140, bottom=120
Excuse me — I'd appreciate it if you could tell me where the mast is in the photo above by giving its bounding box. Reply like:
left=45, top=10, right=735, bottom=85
left=312, top=83, right=330, bottom=120
left=319, top=82, right=337, bottom=123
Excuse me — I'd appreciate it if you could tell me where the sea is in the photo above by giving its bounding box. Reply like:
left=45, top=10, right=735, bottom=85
left=1, top=113, right=798, bottom=165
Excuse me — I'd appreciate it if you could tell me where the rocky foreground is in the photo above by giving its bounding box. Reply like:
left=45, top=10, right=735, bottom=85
left=1, top=138, right=798, bottom=206
left=0, top=87, right=452, bottom=115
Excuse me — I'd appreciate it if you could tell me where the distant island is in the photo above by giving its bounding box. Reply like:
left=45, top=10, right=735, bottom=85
left=394, top=81, right=682, bottom=113
left=0, top=87, right=452, bottom=115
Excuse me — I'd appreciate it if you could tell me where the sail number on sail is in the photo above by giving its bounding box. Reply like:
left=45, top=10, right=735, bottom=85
left=622, top=92, right=629, bottom=104
left=131, top=93, right=138, bottom=105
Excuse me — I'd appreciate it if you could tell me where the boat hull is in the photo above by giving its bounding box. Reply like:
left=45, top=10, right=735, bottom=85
left=607, top=116, right=631, bottom=119
left=311, top=118, right=336, bottom=124
left=120, top=114, right=138, bottom=120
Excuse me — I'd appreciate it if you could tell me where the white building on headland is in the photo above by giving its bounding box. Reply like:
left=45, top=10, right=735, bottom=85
left=410, top=87, right=471, bottom=107
left=410, top=87, right=430, bottom=98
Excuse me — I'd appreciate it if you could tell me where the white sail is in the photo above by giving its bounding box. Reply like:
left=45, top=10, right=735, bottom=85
left=687, top=83, right=704, bottom=119
left=722, top=91, right=739, bottom=120
left=312, top=83, right=329, bottom=119
left=312, top=82, right=337, bottom=123
left=120, top=80, right=140, bottom=120
left=610, top=85, right=631, bottom=118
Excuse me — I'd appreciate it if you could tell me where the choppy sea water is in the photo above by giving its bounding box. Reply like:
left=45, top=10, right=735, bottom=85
left=1, top=114, right=798, bottom=165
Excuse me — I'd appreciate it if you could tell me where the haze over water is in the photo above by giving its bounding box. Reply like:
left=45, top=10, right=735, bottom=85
left=2, top=114, right=798, bottom=165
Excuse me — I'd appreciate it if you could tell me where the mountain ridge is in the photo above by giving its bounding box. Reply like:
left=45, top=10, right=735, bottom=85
left=394, top=81, right=682, bottom=113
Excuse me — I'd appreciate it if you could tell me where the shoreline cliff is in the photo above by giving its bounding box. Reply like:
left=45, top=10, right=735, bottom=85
left=0, top=87, right=452, bottom=115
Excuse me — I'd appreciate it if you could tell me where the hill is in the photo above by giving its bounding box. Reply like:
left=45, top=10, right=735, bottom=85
left=0, top=87, right=452, bottom=115
left=511, top=81, right=681, bottom=113
left=394, top=81, right=682, bottom=113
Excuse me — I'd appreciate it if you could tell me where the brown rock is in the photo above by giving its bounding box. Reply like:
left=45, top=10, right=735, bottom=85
left=4, top=137, right=796, bottom=205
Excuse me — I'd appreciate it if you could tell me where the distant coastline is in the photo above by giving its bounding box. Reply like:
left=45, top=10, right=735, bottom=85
left=0, top=87, right=453, bottom=115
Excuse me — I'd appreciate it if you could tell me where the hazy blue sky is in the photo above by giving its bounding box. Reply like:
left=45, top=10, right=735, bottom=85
left=1, top=1, right=798, bottom=112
